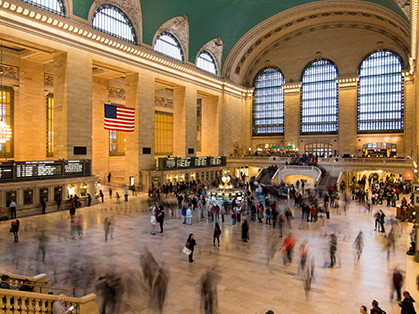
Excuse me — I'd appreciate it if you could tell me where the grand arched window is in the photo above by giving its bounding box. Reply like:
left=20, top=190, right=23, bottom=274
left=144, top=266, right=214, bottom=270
left=154, top=32, right=184, bottom=62
left=19, top=0, right=65, bottom=16
left=93, top=4, right=137, bottom=44
left=252, top=67, right=285, bottom=136
left=300, top=59, right=338, bottom=134
left=196, top=51, right=217, bottom=75
left=357, top=50, right=404, bottom=133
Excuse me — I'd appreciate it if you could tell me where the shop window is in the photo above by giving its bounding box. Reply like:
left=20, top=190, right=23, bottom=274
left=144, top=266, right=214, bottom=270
left=23, top=189, right=33, bottom=205
left=197, top=51, right=217, bottom=75
left=305, top=143, right=333, bottom=157
left=80, top=183, right=87, bottom=196
left=253, top=67, right=285, bottom=135
left=300, top=59, right=338, bottom=134
left=109, top=130, right=126, bottom=156
left=363, top=142, right=397, bottom=157
left=154, top=111, right=173, bottom=155
left=0, top=86, right=14, bottom=158
left=18, top=0, right=65, bottom=16
left=54, top=186, right=62, bottom=201
left=357, top=50, right=404, bottom=133
left=92, top=4, right=137, bottom=44
left=46, top=93, right=54, bottom=157
left=154, top=32, right=184, bottom=62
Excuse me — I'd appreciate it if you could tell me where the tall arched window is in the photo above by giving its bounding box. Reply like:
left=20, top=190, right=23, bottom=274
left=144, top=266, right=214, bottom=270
left=18, top=0, right=65, bottom=16
left=357, top=50, right=404, bottom=133
left=93, top=4, right=137, bottom=44
left=154, top=32, right=184, bottom=62
left=196, top=51, right=217, bottom=75
left=300, top=59, right=338, bottom=134
left=253, top=67, right=285, bottom=136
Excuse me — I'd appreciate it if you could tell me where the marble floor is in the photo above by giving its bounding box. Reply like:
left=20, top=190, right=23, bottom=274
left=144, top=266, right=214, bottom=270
left=0, top=191, right=417, bottom=314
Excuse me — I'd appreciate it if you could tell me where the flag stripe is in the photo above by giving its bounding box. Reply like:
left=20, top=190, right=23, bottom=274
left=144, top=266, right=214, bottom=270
left=104, top=104, right=135, bottom=132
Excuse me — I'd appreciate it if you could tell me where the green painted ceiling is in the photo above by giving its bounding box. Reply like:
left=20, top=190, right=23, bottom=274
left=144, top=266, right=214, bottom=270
left=72, top=0, right=407, bottom=66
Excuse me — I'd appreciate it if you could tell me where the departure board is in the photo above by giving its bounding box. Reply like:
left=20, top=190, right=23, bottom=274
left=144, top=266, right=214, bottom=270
left=15, top=161, right=62, bottom=178
left=0, top=162, right=13, bottom=179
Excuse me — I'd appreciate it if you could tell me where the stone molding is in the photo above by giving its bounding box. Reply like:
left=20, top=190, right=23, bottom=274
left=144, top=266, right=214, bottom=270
left=89, top=0, right=142, bottom=43
left=223, top=0, right=410, bottom=79
left=155, top=96, right=173, bottom=108
left=282, top=83, right=302, bottom=95
left=153, top=15, right=189, bottom=62
left=44, top=73, right=54, bottom=87
left=336, top=75, right=359, bottom=89
left=108, top=87, right=125, bottom=101
left=0, top=64, right=18, bottom=81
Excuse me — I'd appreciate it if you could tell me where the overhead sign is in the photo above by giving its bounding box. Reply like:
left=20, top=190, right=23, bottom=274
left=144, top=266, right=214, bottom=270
left=158, top=156, right=226, bottom=170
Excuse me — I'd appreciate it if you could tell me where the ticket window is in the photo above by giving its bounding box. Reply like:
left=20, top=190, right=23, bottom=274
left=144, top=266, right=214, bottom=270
left=80, top=184, right=88, bottom=196
left=6, top=191, right=17, bottom=207
left=39, top=188, right=49, bottom=202
left=54, top=186, right=63, bottom=201
left=67, top=185, right=76, bottom=198
left=23, top=189, right=33, bottom=205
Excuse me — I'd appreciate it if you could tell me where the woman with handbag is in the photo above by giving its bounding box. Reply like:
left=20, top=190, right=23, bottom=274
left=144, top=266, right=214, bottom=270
left=10, top=219, right=19, bottom=242
left=186, top=233, right=196, bottom=263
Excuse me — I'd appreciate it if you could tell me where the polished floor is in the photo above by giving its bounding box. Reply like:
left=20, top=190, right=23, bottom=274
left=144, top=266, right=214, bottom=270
left=0, top=189, right=417, bottom=314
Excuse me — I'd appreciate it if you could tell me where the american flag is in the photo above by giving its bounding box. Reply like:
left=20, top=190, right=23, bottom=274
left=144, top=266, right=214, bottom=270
left=104, top=104, right=135, bottom=132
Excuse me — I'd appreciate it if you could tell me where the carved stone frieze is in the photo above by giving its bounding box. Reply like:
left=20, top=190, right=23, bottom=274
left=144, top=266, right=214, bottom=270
left=155, top=96, right=174, bottom=108
left=44, top=73, right=54, bottom=87
left=108, top=87, right=126, bottom=100
left=0, top=64, right=18, bottom=80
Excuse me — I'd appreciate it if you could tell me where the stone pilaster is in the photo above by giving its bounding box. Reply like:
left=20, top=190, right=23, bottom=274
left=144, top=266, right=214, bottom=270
left=201, top=95, right=220, bottom=156
left=53, top=53, right=68, bottom=160
left=282, top=83, right=301, bottom=150
left=403, top=71, right=415, bottom=157
left=337, top=76, right=359, bottom=155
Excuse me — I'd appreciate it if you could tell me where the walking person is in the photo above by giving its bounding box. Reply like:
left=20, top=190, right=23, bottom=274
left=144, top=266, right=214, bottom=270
left=99, top=190, right=104, bottom=203
left=399, top=291, right=416, bottom=314
left=124, top=187, right=128, bottom=202
left=231, top=208, right=237, bottom=227
left=186, top=206, right=192, bottom=225
left=329, top=233, right=337, bottom=268
left=265, top=206, right=271, bottom=225
left=150, top=209, right=157, bottom=235
left=9, top=199, right=16, bottom=219
left=391, top=267, right=403, bottom=301
left=186, top=233, right=196, bottom=263
left=41, top=197, right=47, bottom=214
left=103, top=217, right=111, bottom=241
left=371, top=300, right=386, bottom=314
left=157, top=206, right=165, bottom=233
left=213, top=223, right=221, bottom=247
left=10, top=219, right=19, bottom=242
left=87, top=193, right=92, bottom=206
left=241, top=220, right=250, bottom=242
left=181, top=205, right=187, bottom=224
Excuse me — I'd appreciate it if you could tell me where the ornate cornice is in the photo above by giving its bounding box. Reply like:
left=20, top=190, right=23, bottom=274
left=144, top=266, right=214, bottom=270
left=224, top=0, right=410, bottom=79
left=282, top=83, right=302, bottom=95
left=336, top=75, right=359, bottom=89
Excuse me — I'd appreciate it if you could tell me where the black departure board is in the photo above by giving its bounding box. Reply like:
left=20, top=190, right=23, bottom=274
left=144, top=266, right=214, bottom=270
left=0, top=162, right=13, bottom=180
left=16, top=161, right=62, bottom=178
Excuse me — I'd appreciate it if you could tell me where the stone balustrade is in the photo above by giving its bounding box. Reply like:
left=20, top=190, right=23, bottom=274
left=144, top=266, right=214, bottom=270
left=0, top=289, right=98, bottom=314
left=1, top=273, right=48, bottom=293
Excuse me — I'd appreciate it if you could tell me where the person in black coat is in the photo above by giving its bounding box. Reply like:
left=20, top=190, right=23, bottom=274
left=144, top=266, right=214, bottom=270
left=157, top=205, right=165, bottom=233
left=10, top=219, right=20, bottom=242
left=399, top=291, right=417, bottom=314
left=41, top=198, right=47, bottom=214
left=186, top=234, right=196, bottom=263
left=213, top=223, right=221, bottom=247
left=241, top=220, right=250, bottom=242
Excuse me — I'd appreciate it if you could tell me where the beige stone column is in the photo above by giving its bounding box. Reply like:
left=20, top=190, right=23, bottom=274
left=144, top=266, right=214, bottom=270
left=201, top=95, right=220, bottom=156
left=282, top=83, right=301, bottom=150
left=242, top=92, right=253, bottom=153
left=173, top=85, right=197, bottom=157
left=337, top=76, right=359, bottom=155
left=17, top=59, right=45, bottom=160
left=403, top=71, right=415, bottom=157
left=125, top=73, right=140, bottom=182
left=54, top=51, right=93, bottom=160
left=137, top=73, right=155, bottom=171
left=53, top=53, right=68, bottom=159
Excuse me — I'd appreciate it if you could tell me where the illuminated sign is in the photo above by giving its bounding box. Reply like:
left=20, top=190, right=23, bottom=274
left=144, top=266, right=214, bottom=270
left=158, top=157, right=226, bottom=170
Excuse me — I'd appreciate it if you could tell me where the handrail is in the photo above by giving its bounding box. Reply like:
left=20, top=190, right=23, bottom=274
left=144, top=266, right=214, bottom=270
left=0, top=288, right=98, bottom=314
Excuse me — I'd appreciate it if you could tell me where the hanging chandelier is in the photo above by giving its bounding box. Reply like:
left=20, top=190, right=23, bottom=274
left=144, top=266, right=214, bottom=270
left=0, top=43, right=12, bottom=145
